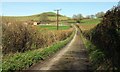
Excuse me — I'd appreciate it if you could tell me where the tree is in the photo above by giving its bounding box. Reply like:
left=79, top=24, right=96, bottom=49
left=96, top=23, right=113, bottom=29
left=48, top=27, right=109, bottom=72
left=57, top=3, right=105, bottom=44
left=77, top=14, right=83, bottom=20
left=86, top=15, right=91, bottom=19
left=39, top=13, right=49, bottom=24
left=72, top=14, right=77, bottom=20
left=95, top=12, right=105, bottom=18
left=72, top=14, right=83, bottom=23
left=72, top=14, right=83, bottom=20
left=86, top=15, right=95, bottom=19
left=90, top=15, right=95, bottom=19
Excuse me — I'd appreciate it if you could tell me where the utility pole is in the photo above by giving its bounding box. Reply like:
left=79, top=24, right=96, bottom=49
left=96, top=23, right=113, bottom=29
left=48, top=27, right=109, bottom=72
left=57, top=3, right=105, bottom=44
left=54, top=9, right=61, bottom=30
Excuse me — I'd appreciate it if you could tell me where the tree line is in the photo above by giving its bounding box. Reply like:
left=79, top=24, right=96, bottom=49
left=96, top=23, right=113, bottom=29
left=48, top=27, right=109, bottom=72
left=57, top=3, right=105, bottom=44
left=72, top=11, right=105, bottom=19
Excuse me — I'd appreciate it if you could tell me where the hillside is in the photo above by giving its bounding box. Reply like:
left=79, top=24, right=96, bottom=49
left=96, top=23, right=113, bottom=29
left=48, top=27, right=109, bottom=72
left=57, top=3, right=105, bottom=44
left=2, top=12, right=70, bottom=24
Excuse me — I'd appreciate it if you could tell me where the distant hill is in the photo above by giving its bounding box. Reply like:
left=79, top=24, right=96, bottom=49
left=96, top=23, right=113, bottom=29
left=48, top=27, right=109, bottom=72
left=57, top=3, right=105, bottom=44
left=2, top=12, right=71, bottom=23
left=33, top=12, right=57, bottom=17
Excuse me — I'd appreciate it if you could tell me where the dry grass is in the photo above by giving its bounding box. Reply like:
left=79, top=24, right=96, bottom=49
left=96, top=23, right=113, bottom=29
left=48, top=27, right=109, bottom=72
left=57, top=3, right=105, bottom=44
left=78, top=18, right=101, bottom=31
left=78, top=24, right=97, bottom=31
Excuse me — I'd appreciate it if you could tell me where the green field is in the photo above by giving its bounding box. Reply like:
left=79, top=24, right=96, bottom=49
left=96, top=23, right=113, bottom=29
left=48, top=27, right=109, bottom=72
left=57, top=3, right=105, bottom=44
left=52, top=18, right=102, bottom=31
left=80, top=18, right=102, bottom=25
left=38, top=25, right=71, bottom=30
left=78, top=18, right=102, bottom=31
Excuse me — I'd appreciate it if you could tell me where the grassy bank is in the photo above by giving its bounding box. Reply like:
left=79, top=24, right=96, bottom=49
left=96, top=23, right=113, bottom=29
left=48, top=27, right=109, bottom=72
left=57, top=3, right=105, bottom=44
left=2, top=29, right=75, bottom=72
left=76, top=23, right=105, bottom=70
left=80, top=32, right=106, bottom=70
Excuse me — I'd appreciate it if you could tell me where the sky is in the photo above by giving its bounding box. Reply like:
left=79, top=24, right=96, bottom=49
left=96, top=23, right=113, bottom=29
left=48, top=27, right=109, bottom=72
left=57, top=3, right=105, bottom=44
left=1, top=0, right=119, bottom=2
left=2, top=2, right=118, bottom=17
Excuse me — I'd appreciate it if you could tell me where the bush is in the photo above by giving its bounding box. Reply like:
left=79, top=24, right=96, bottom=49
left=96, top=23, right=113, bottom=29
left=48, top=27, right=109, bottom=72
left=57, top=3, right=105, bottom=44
left=84, top=6, right=120, bottom=70
left=2, top=18, right=73, bottom=55
left=2, top=22, right=34, bottom=54
left=2, top=29, right=75, bottom=71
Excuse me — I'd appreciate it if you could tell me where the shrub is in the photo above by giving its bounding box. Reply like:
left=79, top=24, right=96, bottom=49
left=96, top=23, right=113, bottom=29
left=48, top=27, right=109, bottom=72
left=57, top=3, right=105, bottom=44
left=2, top=22, right=35, bottom=54
left=2, top=29, right=75, bottom=71
left=2, top=18, right=73, bottom=55
left=84, top=6, right=120, bottom=70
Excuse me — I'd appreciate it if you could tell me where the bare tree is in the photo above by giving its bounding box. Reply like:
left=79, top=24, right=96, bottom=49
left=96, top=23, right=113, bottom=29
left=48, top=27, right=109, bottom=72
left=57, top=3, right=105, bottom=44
left=72, top=15, right=78, bottom=20
left=96, top=12, right=105, bottom=18
left=77, top=14, right=83, bottom=20
left=72, top=14, right=83, bottom=23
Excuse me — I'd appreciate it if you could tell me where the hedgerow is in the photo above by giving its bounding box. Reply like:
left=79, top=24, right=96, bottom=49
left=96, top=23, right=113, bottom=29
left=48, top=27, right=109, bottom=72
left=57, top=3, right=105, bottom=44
left=2, top=18, right=73, bottom=54
left=2, top=27, right=75, bottom=72
left=83, top=6, right=120, bottom=70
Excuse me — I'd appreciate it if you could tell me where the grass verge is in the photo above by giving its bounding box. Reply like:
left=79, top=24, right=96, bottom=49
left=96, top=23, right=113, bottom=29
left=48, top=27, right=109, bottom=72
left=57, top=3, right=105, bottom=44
left=79, top=30, right=105, bottom=70
left=2, top=29, right=75, bottom=72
